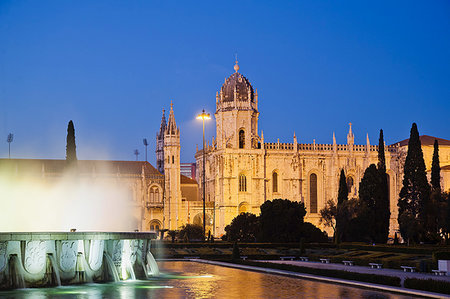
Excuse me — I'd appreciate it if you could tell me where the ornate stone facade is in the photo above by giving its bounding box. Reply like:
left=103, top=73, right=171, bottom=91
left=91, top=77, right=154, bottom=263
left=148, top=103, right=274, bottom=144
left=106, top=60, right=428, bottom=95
left=195, top=61, right=450, bottom=237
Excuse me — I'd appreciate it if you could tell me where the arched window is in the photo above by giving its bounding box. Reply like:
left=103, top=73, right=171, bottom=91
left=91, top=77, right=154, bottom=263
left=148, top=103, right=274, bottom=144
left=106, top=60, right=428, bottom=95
left=239, top=174, right=247, bottom=192
left=172, top=155, right=174, bottom=164
left=148, top=220, right=161, bottom=231
left=310, top=173, right=317, bottom=213
left=149, top=186, right=160, bottom=203
left=239, top=202, right=249, bottom=214
left=346, top=176, right=354, bottom=194
left=239, top=129, right=245, bottom=149
left=272, top=172, right=278, bottom=193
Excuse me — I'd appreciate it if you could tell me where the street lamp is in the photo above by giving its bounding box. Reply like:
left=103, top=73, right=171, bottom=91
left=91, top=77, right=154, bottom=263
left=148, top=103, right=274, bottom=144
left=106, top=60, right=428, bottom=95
left=196, top=109, right=211, bottom=239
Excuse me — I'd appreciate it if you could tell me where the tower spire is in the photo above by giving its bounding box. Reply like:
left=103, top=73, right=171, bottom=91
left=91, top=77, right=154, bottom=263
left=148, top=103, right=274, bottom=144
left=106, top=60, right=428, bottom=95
left=234, top=54, right=240, bottom=72
left=347, top=122, right=354, bottom=145
left=166, top=101, right=179, bottom=135
left=158, top=109, right=166, bottom=137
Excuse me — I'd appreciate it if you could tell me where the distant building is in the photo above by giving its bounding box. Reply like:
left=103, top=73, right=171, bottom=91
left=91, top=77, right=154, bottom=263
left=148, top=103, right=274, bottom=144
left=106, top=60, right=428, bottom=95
left=180, top=163, right=196, bottom=179
left=195, top=60, right=450, bottom=237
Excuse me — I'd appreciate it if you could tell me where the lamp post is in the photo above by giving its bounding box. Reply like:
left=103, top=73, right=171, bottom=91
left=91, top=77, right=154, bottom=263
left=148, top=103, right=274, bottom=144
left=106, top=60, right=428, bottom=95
left=196, top=109, right=211, bottom=240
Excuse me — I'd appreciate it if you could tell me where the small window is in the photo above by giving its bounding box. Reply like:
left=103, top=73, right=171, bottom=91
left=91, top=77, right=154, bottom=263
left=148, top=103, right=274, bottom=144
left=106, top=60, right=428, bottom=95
left=172, top=155, right=174, bottom=164
left=272, top=172, right=278, bottom=193
left=239, top=129, right=245, bottom=149
left=239, top=174, right=247, bottom=192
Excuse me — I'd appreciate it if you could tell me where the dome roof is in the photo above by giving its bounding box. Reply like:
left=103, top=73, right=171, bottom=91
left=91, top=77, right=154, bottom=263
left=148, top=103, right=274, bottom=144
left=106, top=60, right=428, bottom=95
left=220, top=63, right=255, bottom=103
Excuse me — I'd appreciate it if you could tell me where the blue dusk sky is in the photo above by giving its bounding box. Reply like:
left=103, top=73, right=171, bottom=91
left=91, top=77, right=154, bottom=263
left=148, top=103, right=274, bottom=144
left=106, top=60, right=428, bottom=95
left=0, top=1, right=449, bottom=163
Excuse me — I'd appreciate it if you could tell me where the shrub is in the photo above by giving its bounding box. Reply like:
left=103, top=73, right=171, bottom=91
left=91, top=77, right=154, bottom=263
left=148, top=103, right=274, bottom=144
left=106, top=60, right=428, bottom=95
left=177, top=224, right=204, bottom=242
left=301, top=222, right=328, bottom=243
left=432, top=251, right=450, bottom=262
left=224, top=213, right=260, bottom=242
left=404, top=278, right=450, bottom=295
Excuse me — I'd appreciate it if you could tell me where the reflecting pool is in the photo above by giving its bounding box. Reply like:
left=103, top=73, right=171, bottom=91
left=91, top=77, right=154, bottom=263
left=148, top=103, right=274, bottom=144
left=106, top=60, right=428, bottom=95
left=0, top=261, right=421, bottom=298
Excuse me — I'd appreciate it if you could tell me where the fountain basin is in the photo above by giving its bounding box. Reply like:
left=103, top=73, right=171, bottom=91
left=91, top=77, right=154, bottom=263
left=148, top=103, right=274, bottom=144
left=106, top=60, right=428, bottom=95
left=0, top=232, right=159, bottom=289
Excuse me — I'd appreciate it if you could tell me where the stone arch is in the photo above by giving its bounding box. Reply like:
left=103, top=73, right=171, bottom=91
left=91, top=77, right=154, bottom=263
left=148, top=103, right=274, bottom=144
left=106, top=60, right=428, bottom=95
left=193, top=213, right=213, bottom=233
left=148, top=219, right=162, bottom=231
left=238, top=202, right=250, bottom=214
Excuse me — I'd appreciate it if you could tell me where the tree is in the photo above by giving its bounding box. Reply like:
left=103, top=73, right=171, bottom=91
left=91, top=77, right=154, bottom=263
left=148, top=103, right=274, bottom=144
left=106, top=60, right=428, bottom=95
left=398, top=123, right=431, bottom=244
left=259, top=199, right=306, bottom=242
left=376, top=129, right=390, bottom=243
left=431, top=140, right=441, bottom=192
left=319, top=199, right=337, bottom=240
left=336, top=169, right=348, bottom=243
left=300, top=222, right=328, bottom=243
left=177, top=224, right=204, bottom=242
left=357, top=164, right=379, bottom=242
left=357, top=163, right=389, bottom=243
left=66, top=120, right=77, bottom=167
left=224, top=212, right=260, bottom=242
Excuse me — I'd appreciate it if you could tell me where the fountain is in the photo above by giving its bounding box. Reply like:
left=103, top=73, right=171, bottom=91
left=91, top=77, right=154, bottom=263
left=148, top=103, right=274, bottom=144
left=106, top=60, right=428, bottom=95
left=0, top=232, right=159, bottom=289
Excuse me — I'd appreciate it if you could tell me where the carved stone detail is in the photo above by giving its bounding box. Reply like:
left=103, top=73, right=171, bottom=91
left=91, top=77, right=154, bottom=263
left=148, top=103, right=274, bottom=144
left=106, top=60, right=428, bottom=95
left=24, top=241, right=46, bottom=274
left=60, top=241, right=77, bottom=272
left=111, top=240, right=123, bottom=267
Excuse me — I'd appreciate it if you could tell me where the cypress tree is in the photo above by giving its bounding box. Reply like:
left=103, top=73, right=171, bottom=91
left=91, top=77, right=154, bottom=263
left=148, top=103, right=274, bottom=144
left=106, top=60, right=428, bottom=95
left=431, top=139, right=441, bottom=192
left=338, top=169, right=348, bottom=205
left=398, top=123, right=431, bottom=243
left=429, top=139, right=443, bottom=242
left=376, top=129, right=390, bottom=243
left=66, top=120, right=77, bottom=167
left=336, top=169, right=348, bottom=243
left=378, top=129, right=386, bottom=172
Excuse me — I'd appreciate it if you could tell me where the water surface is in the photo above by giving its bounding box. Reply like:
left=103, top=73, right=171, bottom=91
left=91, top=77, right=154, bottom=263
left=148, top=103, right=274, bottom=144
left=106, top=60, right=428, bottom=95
left=0, top=261, right=421, bottom=298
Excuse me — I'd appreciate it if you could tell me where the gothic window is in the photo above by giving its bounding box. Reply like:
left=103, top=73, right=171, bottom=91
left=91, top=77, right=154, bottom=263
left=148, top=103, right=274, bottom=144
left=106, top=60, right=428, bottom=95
left=346, top=176, right=354, bottom=194
left=272, top=172, right=278, bottom=193
left=310, top=173, right=317, bottom=213
left=239, top=174, right=247, bottom=192
left=149, top=186, right=160, bottom=203
left=239, top=129, right=245, bottom=149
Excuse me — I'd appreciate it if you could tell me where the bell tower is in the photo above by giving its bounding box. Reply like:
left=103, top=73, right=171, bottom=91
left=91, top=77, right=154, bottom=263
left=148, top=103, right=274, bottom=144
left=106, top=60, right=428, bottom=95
left=215, top=60, right=260, bottom=150
left=163, top=102, right=182, bottom=230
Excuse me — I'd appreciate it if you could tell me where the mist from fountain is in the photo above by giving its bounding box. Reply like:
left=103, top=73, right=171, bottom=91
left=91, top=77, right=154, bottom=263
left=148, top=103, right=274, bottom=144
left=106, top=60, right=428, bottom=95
left=0, top=164, right=139, bottom=232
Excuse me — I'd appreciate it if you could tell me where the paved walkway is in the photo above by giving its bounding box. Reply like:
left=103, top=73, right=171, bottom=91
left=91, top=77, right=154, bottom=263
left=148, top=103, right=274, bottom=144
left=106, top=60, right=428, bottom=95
left=193, top=259, right=449, bottom=299
left=261, top=260, right=450, bottom=284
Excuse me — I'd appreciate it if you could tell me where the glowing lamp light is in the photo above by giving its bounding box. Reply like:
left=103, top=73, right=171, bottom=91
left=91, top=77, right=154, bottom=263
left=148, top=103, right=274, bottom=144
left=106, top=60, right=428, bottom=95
left=196, top=110, right=211, bottom=120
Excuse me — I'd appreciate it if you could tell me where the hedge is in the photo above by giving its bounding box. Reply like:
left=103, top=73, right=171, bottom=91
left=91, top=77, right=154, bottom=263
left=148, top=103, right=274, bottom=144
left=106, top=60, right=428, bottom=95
left=432, top=251, right=450, bottom=262
left=404, top=278, right=450, bottom=295
left=226, top=260, right=401, bottom=287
